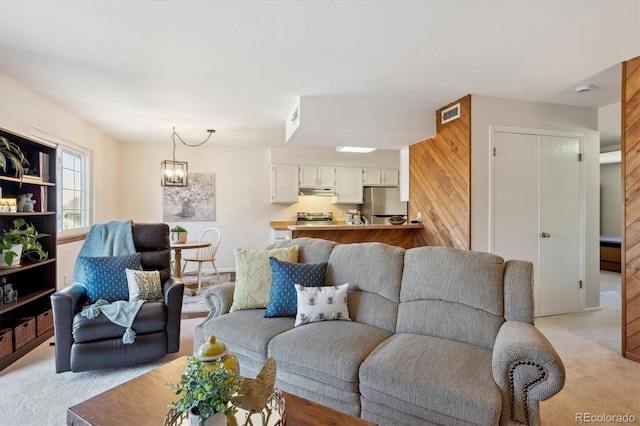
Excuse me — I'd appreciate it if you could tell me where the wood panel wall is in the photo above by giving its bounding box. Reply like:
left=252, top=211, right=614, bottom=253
left=622, top=56, right=640, bottom=363
left=408, top=95, right=471, bottom=249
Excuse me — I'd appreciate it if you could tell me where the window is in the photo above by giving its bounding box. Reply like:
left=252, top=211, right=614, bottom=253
left=30, top=128, right=93, bottom=238
left=58, top=146, right=90, bottom=232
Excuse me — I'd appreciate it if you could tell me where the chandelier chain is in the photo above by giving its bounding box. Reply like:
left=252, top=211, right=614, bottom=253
left=172, top=126, right=214, bottom=148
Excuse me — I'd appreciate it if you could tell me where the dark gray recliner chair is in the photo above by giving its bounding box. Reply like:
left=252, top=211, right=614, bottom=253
left=51, top=223, right=184, bottom=373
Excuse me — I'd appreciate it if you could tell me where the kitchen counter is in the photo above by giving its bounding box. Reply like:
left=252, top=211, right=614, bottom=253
left=286, top=223, right=424, bottom=249
left=287, top=223, right=423, bottom=231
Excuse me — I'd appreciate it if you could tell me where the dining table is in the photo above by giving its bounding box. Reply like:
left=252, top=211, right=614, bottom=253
left=170, top=240, right=211, bottom=278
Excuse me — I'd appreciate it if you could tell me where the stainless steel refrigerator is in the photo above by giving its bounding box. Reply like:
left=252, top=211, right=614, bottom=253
left=361, top=187, right=408, bottom=224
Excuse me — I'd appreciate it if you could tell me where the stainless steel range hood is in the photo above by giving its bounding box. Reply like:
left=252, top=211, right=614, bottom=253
left=298, top=188, right=336, bottom=197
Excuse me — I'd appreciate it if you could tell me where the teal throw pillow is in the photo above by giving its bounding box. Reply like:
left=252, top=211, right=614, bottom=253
left=79, top=253, right=142, bottom=303
left=264, top=258, right=328, bottom=318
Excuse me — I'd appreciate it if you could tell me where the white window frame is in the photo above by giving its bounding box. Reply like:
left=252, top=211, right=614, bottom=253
left=30, top=128, right=94, bottom=238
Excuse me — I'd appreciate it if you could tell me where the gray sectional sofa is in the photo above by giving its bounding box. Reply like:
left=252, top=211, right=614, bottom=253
left=194, top=238, right=564, bottom=425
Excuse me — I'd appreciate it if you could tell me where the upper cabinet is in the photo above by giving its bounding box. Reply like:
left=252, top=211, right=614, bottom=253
left=363, top=168, right=399, bottom=187
left=299, top=166, right=335, bottom=189
left=333, top=167, right=363, bottom=204
left=271, top=165, right=299, bottom=203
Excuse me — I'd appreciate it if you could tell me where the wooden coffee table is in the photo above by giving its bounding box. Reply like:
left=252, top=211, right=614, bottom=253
left=67, top=356, right=375, bottom=426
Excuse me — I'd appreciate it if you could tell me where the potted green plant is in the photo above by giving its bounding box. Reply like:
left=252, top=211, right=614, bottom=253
left=170, top=225, right=188, bottom=244
left=167, top=356, right=239, bottom=426
left=0, top=218, right=49, bottom=268
left=0, top=136, right=28, bottom=180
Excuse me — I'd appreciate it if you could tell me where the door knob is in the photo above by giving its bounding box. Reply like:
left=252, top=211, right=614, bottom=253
left=541, top=232, right=551, bottom=238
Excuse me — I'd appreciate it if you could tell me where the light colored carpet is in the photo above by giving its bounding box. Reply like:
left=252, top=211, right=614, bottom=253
left=181, top=271, right=233, bottom=315
left=1, top=273, right=638, bottom=425
left=0, top=318, right=202, bottom=426
left=538, top=272, right=640, bottom=424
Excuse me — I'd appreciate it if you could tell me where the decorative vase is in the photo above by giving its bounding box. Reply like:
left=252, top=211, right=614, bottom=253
left=196, top=335, right=240, bottom=379
left=181, top=201, right=196, bottom=218
left=0, top=244, right=23, bottom=268
left=188, top=408, right=226, bottom=426
left=170, top=231, right=187, bottom=244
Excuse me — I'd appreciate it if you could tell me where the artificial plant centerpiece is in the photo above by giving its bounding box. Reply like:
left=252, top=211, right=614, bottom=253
left=0, top=218, right=49, bottom=267
left=167, top=356, right=239, bottom=426
left=170, top=225, right=188, bottom=243
left=0, top=136, right=29, bottom=180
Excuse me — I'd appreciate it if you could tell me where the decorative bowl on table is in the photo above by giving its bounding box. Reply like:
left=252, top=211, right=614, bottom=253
left=387, top=216, right=407, bottom=225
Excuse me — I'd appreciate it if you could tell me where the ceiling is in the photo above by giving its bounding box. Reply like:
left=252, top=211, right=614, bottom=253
left=0, top=1, right=638, bottom=150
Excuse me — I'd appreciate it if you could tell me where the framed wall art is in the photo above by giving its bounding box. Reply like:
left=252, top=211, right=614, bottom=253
left=163, top=173, right=215, bottom=221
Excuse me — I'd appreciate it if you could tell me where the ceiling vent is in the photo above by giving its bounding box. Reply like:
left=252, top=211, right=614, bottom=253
left=441, top=103, right=460, bottom=124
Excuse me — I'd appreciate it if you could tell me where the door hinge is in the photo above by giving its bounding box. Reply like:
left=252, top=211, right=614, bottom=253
left=579, top=280, right=583, bottom=289
left=578, top=153, right=583, bottom=162
left=493, top=147, right=496, bottom=157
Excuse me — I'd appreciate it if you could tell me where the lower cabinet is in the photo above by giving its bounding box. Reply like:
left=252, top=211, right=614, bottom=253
left=272, top=229, right=292, bottom=244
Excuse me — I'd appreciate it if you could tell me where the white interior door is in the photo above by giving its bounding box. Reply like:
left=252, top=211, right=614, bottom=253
left=538, top=135, right=582, bottom=316
left=491, top=129, right=583, bottom=317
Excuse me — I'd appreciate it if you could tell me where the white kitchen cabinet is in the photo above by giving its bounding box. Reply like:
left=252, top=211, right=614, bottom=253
left=333, top=167, right=363, bottom=204
left=271, top=165, right=299, bottom=203
left=299, top=166, right=335, bottom=188
left=363, top=168, right=399, bottom=187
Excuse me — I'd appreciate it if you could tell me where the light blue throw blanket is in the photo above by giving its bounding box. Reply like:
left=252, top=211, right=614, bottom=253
left=74, top=219, right=143, bottom=344
left=81, top=299, right=144, bottom=344
left=72, top=219, right=136, bottom=286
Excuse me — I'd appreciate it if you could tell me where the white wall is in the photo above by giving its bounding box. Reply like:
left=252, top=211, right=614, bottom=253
left=470, top=95, right=601, bottom=310
left=0, top=72, right=125, bottom=289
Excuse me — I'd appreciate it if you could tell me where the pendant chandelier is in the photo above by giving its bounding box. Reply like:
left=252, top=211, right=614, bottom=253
left=161, top=127, right=215, bottom=187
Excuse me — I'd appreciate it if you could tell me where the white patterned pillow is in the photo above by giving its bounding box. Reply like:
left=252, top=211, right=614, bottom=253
left=294, top=283, right=351, bottom=327
left=230, top=246, right=299, bottom=311
left=125, top=268, right=163, bottom=302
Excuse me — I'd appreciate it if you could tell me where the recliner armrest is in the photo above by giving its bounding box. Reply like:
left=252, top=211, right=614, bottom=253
left=492, top=321, right=565, bottom=426
left=164, top=277, right=184, bottom=353
left=51, top=285, right=88, bottom=373
left=203, top=282, right=235, bottom=319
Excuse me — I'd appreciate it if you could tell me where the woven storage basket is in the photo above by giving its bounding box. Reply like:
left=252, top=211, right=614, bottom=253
left=0, top=328, right=13, bottom=359
left=36, top=309, right=53, bottom=336
left=14, top=317, right=36, bottom=350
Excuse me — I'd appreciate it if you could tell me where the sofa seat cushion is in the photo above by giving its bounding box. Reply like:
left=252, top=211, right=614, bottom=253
left=72, top=301, right=166, bottom=343
left=359, top=333, right=501, bottom=426
left=202, top=309, right=295, bottom=371
left=269, top=320, right=392, bottom=393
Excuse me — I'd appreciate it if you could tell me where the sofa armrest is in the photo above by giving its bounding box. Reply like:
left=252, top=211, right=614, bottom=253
left=203, top=282, right=235, bottom=319
left=164, top=277, right=185, bottom=353
left=492, top=321, right=565, bottom=426
left=51, top=285, right=88, bottom=373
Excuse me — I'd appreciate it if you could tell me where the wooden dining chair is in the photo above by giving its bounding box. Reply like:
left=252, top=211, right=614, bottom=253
left=182, top=227, right=222, bottom=291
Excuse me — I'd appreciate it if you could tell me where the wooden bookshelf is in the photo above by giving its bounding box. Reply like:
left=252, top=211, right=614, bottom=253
left=0, top=127, right=57, bottom=371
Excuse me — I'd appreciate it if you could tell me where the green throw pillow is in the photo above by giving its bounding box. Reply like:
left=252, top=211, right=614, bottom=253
left=230, top=246, right=299, bottom=311
left=125, top=268, right=163, bottom=302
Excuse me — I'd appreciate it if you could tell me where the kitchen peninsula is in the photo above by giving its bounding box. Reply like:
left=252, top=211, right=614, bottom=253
left=271, top=222, right=424, bottom=249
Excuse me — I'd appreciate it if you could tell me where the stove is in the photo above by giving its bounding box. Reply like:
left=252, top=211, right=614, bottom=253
left=296, top=212, right=333, bottom=224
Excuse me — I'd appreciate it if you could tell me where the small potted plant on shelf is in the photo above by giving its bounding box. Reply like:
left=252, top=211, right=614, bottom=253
left=170, top=226, right=188, bottom=244
left=0, top=218, right=49, bottom=268
left=167, top=356, right=239, bottom=426
left=0, top=136, right=29, bottom=181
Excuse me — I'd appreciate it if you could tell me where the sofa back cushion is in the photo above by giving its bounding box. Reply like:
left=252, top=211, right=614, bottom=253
left=326, top=242, right=405, bottom=333
left=271, top=237, right=337, bottom=264
left=398, top=247, right=505, bottom=349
